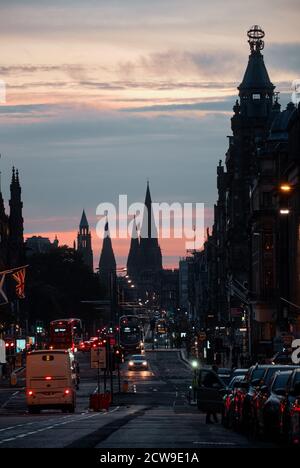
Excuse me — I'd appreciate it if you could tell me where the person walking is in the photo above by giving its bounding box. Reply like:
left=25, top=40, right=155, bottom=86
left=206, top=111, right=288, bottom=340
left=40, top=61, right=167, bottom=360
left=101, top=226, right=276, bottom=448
left=203, top=365, right=219, bottom=424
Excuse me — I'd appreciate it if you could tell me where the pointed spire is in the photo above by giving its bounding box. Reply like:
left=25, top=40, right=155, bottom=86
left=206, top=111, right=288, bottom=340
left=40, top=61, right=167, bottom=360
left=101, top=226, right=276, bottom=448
left=145, top=179, right=152, bottom=207
left=127, top=215, right=140, bottom=277
left=16, top=169, right=20, bottom=186
left=80, top=209, right=89, bottom=229
left=11, top=166, right=15, bottom=184
left=239, top=26, right=274, bottom=93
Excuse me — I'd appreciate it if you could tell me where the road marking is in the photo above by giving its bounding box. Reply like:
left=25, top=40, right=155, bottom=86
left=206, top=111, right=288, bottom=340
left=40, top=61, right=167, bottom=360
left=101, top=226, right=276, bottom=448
left=0, top=391, right=20, bottom=409
left=0, top=406, right=120, bottom=445
left=0, top=413, right=77, bottom=433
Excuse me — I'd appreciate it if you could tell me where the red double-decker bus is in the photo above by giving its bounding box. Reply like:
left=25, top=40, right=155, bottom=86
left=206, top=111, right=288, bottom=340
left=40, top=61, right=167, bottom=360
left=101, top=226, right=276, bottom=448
left=49, top=318, right=83, bottom=352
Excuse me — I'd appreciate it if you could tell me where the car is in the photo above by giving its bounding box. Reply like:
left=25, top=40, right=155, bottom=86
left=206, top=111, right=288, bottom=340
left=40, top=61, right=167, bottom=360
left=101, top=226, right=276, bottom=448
left=281, top=368, right=300, bottom=445
left=233, top=364, right=270, bottom=431
left=231, top=368, right=248, bottom=379
left=222, top=375, right=246, bottom=428
left=80, top=340, right=93, bottom=352
left=196, top=368, right=227, bottom=414
left=128, top=354, right=149, bottom=370
left=217, top=368, right=232, bottom=386
left=250, top=365, right=297, bottom=437
left=270, top=349, right=293, bottom=365
left=261, top=370, right=293, bottom=440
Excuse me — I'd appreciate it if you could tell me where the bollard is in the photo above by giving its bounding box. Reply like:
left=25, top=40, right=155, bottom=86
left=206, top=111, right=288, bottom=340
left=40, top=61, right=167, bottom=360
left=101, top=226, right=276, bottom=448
left=122, top=379, right=129, bottom=393
left=10, top=371, right=17, bottom=387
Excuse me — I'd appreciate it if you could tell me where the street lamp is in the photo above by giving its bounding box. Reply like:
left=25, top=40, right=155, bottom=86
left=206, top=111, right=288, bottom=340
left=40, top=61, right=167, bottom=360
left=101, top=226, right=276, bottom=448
left=280, top=183, right=292, bottom=193
left=191, top=360, right=198, bottom=401
left=280, top=209, right=290, bottom=215
left=191, top=360, right=198, bottom=369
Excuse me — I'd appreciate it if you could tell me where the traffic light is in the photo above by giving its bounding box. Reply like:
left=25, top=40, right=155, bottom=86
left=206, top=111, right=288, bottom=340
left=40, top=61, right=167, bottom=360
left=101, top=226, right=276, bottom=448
left=113, top=346, right=123, bottom=363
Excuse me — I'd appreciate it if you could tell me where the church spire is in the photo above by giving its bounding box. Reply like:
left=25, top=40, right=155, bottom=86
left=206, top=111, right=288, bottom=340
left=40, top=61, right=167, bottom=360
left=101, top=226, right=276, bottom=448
left=80, top=209, right=89, bottom=230
left=127, top=215, right=140, bottom=278
left=9, top=167, right=24, bottom=266
left=77, top=210, right=93, bottom=271
left=99, top=219, right=116, bottom=296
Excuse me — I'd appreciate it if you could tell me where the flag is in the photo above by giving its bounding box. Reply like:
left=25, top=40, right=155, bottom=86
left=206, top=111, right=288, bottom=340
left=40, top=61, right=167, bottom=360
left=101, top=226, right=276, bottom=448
left=12, top=268, right=26, bottom=299
left=0, top=272, right=8, bottom=304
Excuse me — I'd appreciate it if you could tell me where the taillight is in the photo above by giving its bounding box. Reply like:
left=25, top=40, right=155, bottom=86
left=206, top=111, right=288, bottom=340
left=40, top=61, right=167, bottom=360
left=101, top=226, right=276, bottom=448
left=45, top=376, right=52, bottom=381
left=64, top=389, right=70, bottom=395
left=291, top=403, right=300, bottom=415
left=27, top=390, right=34, bottom=396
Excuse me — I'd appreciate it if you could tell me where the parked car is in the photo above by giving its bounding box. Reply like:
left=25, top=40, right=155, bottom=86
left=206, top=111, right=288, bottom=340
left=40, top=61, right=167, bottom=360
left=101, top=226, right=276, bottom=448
left=233, top=365, right=270, bottom=431
left=261, top=370, right=293, bottom=440
left=217, top=368, right=232, bottom=386
left=231, top=368, right=248, bottom=379
left=222, top=375, right=246, bottom=428
left=281, top=368, right=300, bottom=445
left=250, top=365, right=298, bottom=437
left=270, top=349, right=293, bottom=365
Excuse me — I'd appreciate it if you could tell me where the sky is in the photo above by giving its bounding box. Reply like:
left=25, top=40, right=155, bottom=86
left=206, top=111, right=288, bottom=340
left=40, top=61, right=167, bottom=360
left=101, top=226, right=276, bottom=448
left=0, top=0, right=299, bottom=269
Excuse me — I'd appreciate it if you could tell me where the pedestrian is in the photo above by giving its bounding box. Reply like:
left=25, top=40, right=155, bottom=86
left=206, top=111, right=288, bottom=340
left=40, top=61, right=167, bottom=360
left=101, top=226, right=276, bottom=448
left=203, top=365, right=219, bottom=424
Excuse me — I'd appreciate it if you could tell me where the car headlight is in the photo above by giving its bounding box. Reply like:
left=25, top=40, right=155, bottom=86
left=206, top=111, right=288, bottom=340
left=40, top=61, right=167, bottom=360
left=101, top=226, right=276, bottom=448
left=129, top=361, right=134, bottom=366
left=142, top=361, right=147, bottom=366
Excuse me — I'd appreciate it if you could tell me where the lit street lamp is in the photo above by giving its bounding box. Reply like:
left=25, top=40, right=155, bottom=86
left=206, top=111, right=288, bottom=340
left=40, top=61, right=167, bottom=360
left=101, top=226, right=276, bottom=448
left=191, top=360, right=198, bottom=401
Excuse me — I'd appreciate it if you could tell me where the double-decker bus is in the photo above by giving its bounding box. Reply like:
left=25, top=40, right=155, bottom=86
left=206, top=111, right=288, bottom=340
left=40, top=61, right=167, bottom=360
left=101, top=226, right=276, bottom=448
left=49, top=318, right=83, bottom=352
left=119, top=315, right=143, bottom=355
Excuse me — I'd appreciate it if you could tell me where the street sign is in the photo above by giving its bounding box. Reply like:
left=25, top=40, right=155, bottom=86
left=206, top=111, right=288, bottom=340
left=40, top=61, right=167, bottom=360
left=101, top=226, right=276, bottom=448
left=91, top=346, right=106, bottom=369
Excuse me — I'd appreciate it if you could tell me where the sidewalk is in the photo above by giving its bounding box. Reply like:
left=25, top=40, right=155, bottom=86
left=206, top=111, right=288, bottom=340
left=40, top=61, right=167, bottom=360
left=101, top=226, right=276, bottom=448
left=0, top=366, right=25, bottom=389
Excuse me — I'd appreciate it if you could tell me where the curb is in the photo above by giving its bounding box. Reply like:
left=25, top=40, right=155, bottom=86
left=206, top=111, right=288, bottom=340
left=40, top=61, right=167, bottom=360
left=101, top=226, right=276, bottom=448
left=179, top=349, right=192, bottom=369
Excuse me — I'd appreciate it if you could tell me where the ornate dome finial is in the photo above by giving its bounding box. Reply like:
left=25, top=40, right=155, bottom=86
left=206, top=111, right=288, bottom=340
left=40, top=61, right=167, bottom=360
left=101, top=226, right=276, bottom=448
left=247, top=25, right=265, bottom=53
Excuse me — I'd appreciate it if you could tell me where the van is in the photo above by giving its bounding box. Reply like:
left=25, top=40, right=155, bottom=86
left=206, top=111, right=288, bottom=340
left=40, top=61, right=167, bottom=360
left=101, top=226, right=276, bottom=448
left=26, top=349, right=78, bottom=414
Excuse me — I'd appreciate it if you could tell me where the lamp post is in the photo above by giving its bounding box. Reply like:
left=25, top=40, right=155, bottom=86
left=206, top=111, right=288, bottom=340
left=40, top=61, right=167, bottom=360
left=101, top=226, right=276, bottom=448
left=191, top=359, right=198, bottom=401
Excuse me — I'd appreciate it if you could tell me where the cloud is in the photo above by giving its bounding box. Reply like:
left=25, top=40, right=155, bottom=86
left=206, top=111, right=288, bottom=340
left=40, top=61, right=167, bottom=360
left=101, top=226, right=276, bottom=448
left=122, top=97, right=235, bottom=113
left=117, top=50, right=243, bottom=81
left=0, top=103, right=54, bottom=114
left=267, top=42, right=300, bottom=74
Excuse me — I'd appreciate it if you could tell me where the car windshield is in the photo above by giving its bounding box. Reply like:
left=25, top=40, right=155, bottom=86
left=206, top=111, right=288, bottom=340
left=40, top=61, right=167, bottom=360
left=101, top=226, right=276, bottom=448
left=294, top=372, right=300, bottom=384
left=132, top=355, right=144, bottom=360
left=251, top=368, right=265, bottom=382
left=265, top=367, right=294, bottom=387
left=220, top=375, right=232, bottom=386
left=272, top=373, right=291, bottom=391
left=228, top=376, right=244, bottom=389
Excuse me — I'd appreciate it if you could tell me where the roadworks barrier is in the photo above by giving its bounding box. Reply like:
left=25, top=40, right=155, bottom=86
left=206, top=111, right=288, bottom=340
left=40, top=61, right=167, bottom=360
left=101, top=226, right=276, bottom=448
left=89, top=392, right=111, bottom=411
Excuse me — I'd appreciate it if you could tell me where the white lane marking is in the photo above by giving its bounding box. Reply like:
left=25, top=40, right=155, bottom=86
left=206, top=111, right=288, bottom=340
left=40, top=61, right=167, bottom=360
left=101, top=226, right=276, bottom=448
left=0, top=391, right=20, bottom=409
left=0, top=406, right=120, bottom=445
left=0, top=414, right=75, bottom=433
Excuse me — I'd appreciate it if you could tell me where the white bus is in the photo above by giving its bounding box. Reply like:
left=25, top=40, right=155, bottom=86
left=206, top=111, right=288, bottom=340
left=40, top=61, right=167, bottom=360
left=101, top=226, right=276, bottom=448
left=26, top=349, right=78, bottom=414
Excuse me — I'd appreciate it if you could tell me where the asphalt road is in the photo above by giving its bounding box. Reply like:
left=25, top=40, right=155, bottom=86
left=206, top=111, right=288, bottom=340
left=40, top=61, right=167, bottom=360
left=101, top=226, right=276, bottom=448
left=0, top=349, right=276, bottom=448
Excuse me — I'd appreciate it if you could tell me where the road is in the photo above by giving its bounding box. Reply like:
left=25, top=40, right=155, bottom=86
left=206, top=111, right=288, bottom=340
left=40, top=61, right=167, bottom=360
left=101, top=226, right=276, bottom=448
left=0, top=349, right=275, bottom=448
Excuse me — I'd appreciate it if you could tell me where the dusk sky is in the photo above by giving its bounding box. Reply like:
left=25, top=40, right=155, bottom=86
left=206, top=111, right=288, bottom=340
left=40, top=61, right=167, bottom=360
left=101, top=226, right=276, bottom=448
left=0, top=0, right=299, bottom=269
